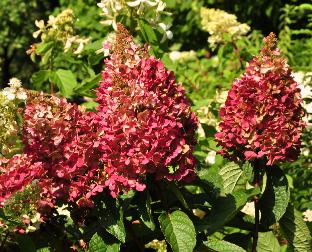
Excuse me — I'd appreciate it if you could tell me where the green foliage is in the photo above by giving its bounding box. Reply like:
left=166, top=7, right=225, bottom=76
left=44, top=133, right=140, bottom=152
left=257, top=231, right=281, bottom=252
left=89, top=232, right=120, bottom=252
left=260, top=167, right=290, bottom=228
left=280, top=205, right=312, bottom=251
left=202, top=239, right=246, bottom=252
left=158, top=210, right=196, bottom=252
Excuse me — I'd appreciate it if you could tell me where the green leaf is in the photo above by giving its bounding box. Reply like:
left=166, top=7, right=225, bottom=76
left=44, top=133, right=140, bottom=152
left=158, top=210, right=196, bottom=252
left=257, top=232, right=281, bottom=252
left=53, top=69, right=77, bottom=98
left=89, top=232, right=120, bottom=252
left=204, top=189, right=260, bottom=234
left=219, top=162, right=243, bottom=194
left=74, top=73, right=101, bottom=96
left=280, top=205, right=312, bottom=252
left=138, top=19, right=160, bottom=57
left=36, top=41, right=54, bottom=55
left=138, top=191, right=155, bottom=231
left=260, top=167, right=290, bottom=227
left=203, top=240, right=246, bottom=252
left=97, top=198, right=126, bottom=243
left=31, top=70, right=51, bottom=90
left=167, top=182, right=190, bottom=210
left=16, top=234, right=36, bottom=252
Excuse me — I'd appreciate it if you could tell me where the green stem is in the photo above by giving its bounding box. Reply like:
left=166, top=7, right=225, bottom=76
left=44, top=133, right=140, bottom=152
left=252, top=161, right=261, bottom=252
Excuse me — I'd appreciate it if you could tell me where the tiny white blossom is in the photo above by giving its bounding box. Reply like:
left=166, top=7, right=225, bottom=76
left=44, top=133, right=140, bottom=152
left=169, top=51, right=181, bottom=61
left=241, top=202, right=256, bottom=217
left=303, top=209, right=312, bottom=222
left=205, top=151, right=216, bottom=165
left=8, top=78, right=22, bottom=88
left=16, top=90, right=27, bottom=100
left=33, top=20, right=45, bottom=38
left=2, top=87, right=15, bottom=100
left=159, top=23, right=173, bottom=43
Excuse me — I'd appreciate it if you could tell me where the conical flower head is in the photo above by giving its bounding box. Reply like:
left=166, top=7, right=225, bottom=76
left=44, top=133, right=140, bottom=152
left=95, top=24, right=198, bottom=197
left=215, top=33, right=305, bottom=165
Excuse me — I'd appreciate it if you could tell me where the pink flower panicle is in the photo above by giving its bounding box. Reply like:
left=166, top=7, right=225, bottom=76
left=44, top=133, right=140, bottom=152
left=215, top=33, right=305, bottom=165
left=20, top=94, right=104, bottom=210
left=94, top=24, right=198, bottom=197
left=0, top=25, right=198, bottom=215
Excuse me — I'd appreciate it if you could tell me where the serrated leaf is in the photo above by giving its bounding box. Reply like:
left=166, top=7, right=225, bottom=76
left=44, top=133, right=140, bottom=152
left=203, top=240, right=246, bottom=252
left=138, top=19, right=161, bottom=57
left=53, top=69, right=77, bottom=98
left=159, top=210, right=196, bottom=252
left=97, top=198, right=126, bottom=243
left=74, top=73, right=101, bottom=95
left=89, top=232, right=120, bottom=252
left=260, top=167, right=290, bottom=227
left=204, top=188, right=260, bottom=234
left=219, top=162, right=243, bottom=194
left=257, top=232, right=281, bottom=252
left=280, top=205, right=312, bottom=252
left=31, top=70, right=51, bottom=90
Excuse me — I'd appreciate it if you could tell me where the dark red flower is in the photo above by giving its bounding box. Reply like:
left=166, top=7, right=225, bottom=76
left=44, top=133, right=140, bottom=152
left=215, top=33, right=305, bottom=165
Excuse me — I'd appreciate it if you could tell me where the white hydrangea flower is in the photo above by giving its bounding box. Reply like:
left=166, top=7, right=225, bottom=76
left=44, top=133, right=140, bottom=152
left=2, top=87, right=16, bottom=100
left=158, top=22, right=173, bottom=43
left=200, top=8, right=250, bottom=48
left=169, top=50, right=196, bottom=62
left=33, top=20, right=45, bottom=38
left=56, top=204, right=71, bottom=217
left=241, top=202, right=255, bottom=217
left=205, top=151, right=216, bottom=165
left=8, top=77, right=22, bottom=88
left=303, top=209, right=312, bottom=222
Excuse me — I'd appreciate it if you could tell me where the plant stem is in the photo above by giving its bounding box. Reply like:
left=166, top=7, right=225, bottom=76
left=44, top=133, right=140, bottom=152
left=252, top=161, right=261, bottom=252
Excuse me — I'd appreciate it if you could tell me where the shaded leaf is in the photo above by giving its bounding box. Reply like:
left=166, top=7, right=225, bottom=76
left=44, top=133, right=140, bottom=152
left=280, top=205, right=312, bottom=252
left=97, top=198, right=126, bottom=243
left=89, top=232, right=120, bottom=252
left=260, top=167, right=290, bottom=227
left=204, top=188, right=260, bottom=234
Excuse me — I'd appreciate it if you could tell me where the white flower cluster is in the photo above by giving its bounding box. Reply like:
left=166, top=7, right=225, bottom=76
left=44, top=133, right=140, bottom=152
left=200, top=8, right=250, bottom=48
left=2, top=78, right=27, bottom=101
left=97, top=0, right=172, bottom=42
left=0, top=78, right=26, bottom=154
left=33, top=9, right=90, bottom=55
left=292, top=71, right=312, bottom=156
left=169, top=50, right=196, bottom=62
left=23, top=213, right=42, bottom=233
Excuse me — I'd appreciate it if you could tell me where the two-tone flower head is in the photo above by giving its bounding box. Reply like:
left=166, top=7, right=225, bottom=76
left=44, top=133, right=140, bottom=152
left=94, top=24, right=198, bottom=197
left=215, top=33, right=305, bottom=165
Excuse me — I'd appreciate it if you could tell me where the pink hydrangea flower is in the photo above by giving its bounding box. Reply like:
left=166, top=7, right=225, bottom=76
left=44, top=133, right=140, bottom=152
left=0, top=154, right=44, bottom=207
left=94, top=24, right=198, bottom=196
left=215, top=33, right=305, bottom=165
left=21, top=94, right=104, bottom=208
